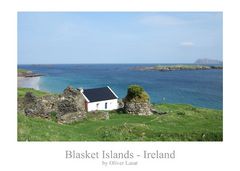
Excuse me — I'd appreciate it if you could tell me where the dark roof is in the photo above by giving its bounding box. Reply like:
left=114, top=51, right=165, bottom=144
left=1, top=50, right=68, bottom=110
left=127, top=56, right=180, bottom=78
left=82, top=87, right=118, bottom=102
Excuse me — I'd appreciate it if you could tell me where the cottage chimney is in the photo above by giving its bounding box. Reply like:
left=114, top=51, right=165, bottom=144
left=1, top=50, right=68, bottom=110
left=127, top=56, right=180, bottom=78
left=77, top=87, right=84, bottom=93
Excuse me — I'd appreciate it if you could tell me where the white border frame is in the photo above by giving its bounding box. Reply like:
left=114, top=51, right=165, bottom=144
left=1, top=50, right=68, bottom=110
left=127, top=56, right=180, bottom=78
left=1, top=0, right=240, bottom=171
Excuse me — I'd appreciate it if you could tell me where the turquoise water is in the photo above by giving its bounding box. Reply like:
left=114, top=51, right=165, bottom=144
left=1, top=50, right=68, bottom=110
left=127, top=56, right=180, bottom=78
left=18, top=64, right=223, bottom=109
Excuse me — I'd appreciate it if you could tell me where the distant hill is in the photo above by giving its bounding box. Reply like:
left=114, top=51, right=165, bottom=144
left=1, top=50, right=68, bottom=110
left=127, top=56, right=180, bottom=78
left=194, top=58, right=223, bottom=65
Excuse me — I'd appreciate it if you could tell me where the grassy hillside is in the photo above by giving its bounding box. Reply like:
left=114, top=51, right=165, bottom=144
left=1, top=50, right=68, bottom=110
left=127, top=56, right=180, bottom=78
left=17, top=88, right=223, bottom=141
left=18, top=88, right=50, bottom=98
left=18, top=68, right=29, bottom=74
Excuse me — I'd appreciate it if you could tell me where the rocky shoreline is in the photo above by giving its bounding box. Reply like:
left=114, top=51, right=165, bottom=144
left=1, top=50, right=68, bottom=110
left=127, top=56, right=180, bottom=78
left=130, top=65, right=223, bottom=72
left=18, top=69, right=44, bottom=77
left=18, top=69, right=43, bottom=89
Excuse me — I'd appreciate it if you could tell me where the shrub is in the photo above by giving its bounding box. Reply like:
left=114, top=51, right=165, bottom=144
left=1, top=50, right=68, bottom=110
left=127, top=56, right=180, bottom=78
left=139, top=91, right=150, bottom=101
left=50, top=111, right=57, bottom=122
left=128, top=85, right=144, bottom=97
left=176, top=111, right=185, bottom=115
left=125, top=85, right=150, bottom=102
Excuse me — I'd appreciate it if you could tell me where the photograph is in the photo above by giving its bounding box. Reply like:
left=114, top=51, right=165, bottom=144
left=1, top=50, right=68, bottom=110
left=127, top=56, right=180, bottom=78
left=17, top=12, right=223, bottom=141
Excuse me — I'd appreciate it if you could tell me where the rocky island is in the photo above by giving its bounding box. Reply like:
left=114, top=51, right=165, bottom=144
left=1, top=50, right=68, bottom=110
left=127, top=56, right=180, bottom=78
left=18, top=69, right=44, bottom=77
left=131, top=65, right=223, bottom=72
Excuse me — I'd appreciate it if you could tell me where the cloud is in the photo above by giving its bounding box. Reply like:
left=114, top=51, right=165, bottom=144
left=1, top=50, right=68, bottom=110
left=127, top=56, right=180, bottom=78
left=140, top=14, right=186, bottom=27
left=180, top=41, right=195, bottom=47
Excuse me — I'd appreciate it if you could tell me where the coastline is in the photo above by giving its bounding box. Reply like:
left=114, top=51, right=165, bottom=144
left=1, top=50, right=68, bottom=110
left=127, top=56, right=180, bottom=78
left=130, top=65, right=223, bottom=72
left=18, top=76, right=41, bottom=90
left=17, top=65, right=222, bottom=109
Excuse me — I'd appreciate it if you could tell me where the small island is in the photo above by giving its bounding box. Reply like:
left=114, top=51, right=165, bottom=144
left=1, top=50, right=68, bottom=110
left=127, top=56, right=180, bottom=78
left=131, top=65, right=223, bottom=72
left=18, top=69, right=44, bottom=77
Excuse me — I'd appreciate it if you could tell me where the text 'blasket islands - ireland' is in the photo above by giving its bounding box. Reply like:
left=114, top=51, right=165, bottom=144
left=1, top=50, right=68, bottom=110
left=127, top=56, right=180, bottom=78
left=65, top=150, right=176, bottom=159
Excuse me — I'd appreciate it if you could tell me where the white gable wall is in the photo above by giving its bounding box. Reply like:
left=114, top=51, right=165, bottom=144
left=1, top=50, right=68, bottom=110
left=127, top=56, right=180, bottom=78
left=87, top=99, right=119, bottom=112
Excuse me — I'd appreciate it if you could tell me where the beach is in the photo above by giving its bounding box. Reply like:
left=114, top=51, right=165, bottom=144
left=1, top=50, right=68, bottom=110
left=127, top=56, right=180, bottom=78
left=18, top=76, right=40, bottom=90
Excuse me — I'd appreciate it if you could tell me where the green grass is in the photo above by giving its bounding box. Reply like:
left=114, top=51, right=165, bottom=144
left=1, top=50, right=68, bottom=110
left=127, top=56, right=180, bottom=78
left=18, top=68, right=29, bottom=74
left=18, top=88, right=50, bottom=98
left=17, top=88, right=223, bottom=141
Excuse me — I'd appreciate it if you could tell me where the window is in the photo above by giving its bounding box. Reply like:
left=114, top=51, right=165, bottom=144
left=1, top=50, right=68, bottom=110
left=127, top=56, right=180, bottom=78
left=105, top=102, right=107, bottom=109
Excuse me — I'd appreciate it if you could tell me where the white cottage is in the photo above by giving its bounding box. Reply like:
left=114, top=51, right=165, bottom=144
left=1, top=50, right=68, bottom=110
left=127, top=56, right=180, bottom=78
left=80, top=86, right=119, bottom=112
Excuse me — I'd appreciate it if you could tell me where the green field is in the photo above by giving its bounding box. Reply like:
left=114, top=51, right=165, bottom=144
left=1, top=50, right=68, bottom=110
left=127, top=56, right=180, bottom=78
left=17, top=88, right=223, bottom=141
left=18, top=68, right=29, bottom=74
left=18, top=88, right=50, bottom=98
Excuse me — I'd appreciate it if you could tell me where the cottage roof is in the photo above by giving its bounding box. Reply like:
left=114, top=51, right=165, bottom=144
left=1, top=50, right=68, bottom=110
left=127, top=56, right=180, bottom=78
left=82, top=86, right=118, bottom=102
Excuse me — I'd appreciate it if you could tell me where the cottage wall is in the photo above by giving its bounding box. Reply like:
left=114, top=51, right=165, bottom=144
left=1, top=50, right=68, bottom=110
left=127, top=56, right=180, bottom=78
left=87, top=99, right=118, bottom=112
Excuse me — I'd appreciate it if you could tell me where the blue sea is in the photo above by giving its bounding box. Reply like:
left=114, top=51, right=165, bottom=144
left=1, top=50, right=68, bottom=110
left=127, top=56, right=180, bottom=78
left=18, top=64, right=223, bottom=109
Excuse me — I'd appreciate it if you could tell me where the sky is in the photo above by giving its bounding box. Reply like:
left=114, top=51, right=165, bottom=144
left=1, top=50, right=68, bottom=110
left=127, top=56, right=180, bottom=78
left=18, top=12, right=222, bottom=64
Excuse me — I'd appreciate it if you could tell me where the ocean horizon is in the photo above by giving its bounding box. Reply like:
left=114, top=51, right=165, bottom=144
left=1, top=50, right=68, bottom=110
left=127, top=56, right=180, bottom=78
left=18, top=64, right=223, bottom=110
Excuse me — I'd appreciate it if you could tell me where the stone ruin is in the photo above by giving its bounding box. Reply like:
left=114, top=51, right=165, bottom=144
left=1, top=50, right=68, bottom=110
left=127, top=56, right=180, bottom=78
left=23, top=86, right=86, bottom=123
left=123, top=85, right=153, bottom=115
left=20, top=85, right=157, bottom=124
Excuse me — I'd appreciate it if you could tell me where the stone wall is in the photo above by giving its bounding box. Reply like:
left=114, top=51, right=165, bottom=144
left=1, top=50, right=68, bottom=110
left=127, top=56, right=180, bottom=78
left=24, top=93, right=59, bottom=118
left=23, top=86, right=86, bottom=123
left=124, top=100, right=152, bottom=116
left=123, top=85, right=153, bottom=115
